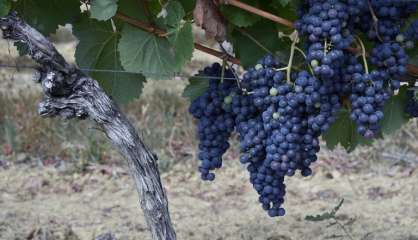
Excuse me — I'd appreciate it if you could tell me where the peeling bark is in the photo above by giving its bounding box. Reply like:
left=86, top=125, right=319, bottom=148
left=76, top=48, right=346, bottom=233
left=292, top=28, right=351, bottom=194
left=0, top=12, right=176, bottom=240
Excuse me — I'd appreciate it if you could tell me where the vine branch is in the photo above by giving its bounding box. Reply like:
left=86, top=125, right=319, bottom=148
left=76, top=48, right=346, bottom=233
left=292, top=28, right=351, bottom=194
left=113, top=12, right=240, bottom=65
left=220, top=0, right=294, bottom=28
left=0, top=12, right=176, bottom=240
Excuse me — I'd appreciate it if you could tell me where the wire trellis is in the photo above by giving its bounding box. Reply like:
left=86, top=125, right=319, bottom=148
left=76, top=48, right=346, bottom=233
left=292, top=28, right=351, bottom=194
left=0, top=63, right=242, bottom=81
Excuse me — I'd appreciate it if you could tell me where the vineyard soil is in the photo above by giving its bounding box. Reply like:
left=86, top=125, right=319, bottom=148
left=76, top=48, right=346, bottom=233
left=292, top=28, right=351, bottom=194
left=1, top=164, right=418, bottom=240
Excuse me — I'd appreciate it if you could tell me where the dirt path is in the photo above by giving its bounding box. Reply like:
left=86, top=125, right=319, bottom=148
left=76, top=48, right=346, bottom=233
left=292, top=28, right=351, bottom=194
left=1, top=163, right=418, bottom=240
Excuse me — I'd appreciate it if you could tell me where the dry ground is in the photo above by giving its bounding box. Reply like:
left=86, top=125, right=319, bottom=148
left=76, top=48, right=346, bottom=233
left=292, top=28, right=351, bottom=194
left=1, top=162, right=418, bottom=240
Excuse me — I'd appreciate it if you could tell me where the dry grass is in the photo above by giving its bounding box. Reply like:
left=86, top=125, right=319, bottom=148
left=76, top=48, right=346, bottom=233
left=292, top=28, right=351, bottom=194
left=1, top=86, right=418, bottom=176
left=0, top=85, right=200, bottom=173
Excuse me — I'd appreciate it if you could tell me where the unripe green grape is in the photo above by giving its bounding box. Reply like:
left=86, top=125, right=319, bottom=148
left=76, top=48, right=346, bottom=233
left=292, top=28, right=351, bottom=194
left=224, top=95, right=232, bottom=104
left=269, top=87, right=278, bottom=96
left=310, top=59, right=319, bottom=68
left=272, top=112, right=280, bottom=119
left=396, top=34, right=405, bottom=43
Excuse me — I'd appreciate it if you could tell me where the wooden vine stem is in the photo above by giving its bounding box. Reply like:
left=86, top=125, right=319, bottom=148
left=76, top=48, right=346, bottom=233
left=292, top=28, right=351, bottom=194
left=220, top=0, right=294, bottom=28
left=114, top=12, right=240, bottom=65
left=0, top=12, right=177, bottom=240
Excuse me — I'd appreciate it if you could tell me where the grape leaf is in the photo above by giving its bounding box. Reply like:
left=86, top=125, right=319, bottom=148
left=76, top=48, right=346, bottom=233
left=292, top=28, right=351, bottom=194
left=178, top=0, right=196, bottom=14
left=11, top=0, right=81, bottom=35
left=118, top=25, right=177, bottom=79
left=380, top=86, right=410, bottom=135
left=90, top=0, right=118, bottom=21
left=270, top=0, right=298, bottom=22
left=118, top=0, right=148, bottom=21
left=168, top=22, right=194, bottom=70
left=277, top=0, right=291, bottom=7
left=322, top=109, right=372, bottom=152
left=165, top=1, right=194, bottom=70
left=231, top=20, right=288, bottom=68
left=183, top=76, right=209, bottom=101
left=73, top=15, right=145, bottom=104
left=165, top=0, right=184, bottom=26
left=0, top=0, right=10, bottom=17
left=220, top=0, right=260, bottom=27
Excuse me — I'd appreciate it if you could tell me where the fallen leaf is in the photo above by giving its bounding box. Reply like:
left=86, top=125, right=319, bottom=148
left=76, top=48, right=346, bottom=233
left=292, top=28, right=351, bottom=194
left=193, top=0, right=226, bottom=41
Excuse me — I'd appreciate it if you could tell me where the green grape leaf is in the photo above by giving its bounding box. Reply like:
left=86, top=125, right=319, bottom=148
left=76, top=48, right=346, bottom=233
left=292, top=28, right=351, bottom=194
left=231, top=20, right=288, bottom=68
left=73, top=15, right=145, bottom=104
left=323, top=109, right=372, bottom=152
left=270, top=0, right=298, bottom=22
left=380, top=86, right=410, bottom=135
left=277, top=0, right=291, bottom=7
left=118, top=0, right=148, bottom=21
left=90, top=0, right=118, bottom=21
left=164, top=1, right=194, bottom=70
left=0, top=0, right=11, bottom=17
left=12, top=0, right=81, bottom=35
left=183, top=76, right=209, bottom=101
left=178, top=0, right=196, bottom=14
left=287, top=0, right=303, bottom=13
left=165, top=0, right=185, bottom=26
left=118, top=25, right=176, bottom=79
left=220, top=0, right=260, bottom=27
left=168, top=21, right=194, bottom=70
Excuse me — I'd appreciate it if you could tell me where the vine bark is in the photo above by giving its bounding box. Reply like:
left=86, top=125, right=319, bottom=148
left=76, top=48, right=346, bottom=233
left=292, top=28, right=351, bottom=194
left=0, top=12, right=176, bottom=240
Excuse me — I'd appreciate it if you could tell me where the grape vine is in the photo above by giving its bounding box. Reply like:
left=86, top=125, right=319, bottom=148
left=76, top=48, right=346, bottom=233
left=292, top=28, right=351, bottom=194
left=0, top=0, right=417, bottom=225
left=188, top=0, right=418, bottom=217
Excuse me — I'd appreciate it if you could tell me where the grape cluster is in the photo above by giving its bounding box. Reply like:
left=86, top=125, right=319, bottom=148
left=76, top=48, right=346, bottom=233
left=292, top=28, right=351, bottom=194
left=370, top=42, right=407, bottom=90
left=189, top=63, right=236, bottom=181
left=366, top=0, right=417, bottom=41
left=295, top=0, right=354, bottom=78
left=189, top=0, right=416, bottom=218
left=190, top=54, right=343, bottom=217
left=297, top=0, right=416, bottom=138
left=349, top=70, right=389, bottom=138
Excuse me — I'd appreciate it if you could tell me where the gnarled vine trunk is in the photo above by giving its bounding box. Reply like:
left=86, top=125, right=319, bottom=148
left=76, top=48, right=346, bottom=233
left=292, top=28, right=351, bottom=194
left=0, top=12, right=176, bottom=240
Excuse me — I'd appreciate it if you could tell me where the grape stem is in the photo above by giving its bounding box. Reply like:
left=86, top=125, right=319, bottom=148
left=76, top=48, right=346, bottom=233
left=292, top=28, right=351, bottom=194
left=220, top=0, right=294, bottom=28
left=294, top=46, right=314, bottom=75
left=275, top=66, right=289, bottom=71
left=367, top=0, right=384, bottom=42
left=219, top=43, right=242, bottom=88
left=294, top=46, right=307, bottom=59
left=355, top=36, right=369, bottom=74
left=286, top=31, right=299, bottom=83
